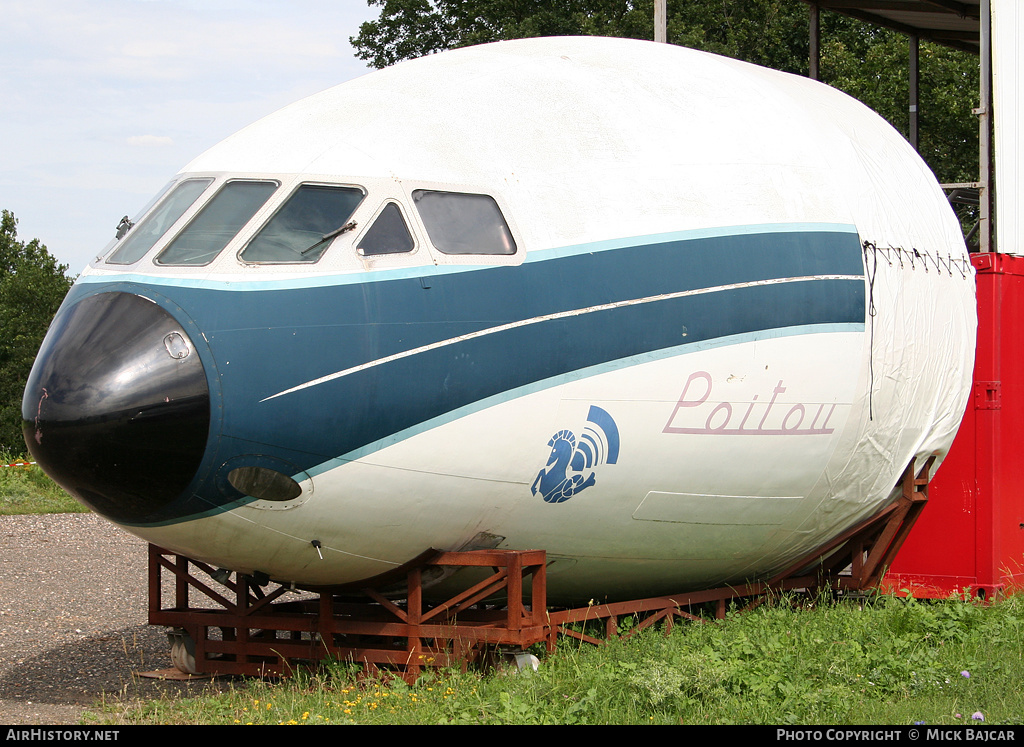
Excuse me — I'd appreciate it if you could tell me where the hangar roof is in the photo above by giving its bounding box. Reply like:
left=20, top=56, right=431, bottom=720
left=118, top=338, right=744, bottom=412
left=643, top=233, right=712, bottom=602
left=801, top=1, right=982, bottom=53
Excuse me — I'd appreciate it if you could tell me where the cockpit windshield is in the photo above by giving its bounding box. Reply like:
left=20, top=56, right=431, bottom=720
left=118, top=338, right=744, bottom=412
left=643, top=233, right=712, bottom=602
left=412, top=190, right=516, bottom=255
left=157, top=180, right=277, bottom=266
left=358, top=202, right=415, bottom=256
left=102, top=176, right=515, bottom=270
left=241, top=184, right=365, bottom=263
left=106, top=178, right=212, bottom=265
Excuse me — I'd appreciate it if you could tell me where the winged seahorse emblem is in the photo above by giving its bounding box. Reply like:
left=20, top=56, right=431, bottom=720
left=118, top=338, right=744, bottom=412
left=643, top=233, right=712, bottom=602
left=531, top=406, right=619, bottom=504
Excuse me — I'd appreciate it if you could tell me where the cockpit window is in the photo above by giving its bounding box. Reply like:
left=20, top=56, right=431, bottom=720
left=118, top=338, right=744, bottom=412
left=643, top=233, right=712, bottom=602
left=241, top=184, right=365, bottom=263
left=106, top=178, right=213, bottom=265
left=412, top=190, right=516, bottom=255
left=357, top=202, right=414, bottom=256
left=157, top=180, right=277, bottom=266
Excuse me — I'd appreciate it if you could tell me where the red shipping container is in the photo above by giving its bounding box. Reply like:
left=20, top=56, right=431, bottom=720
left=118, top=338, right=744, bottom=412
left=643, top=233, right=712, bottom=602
left=885, top=252, right=1024, bottom=599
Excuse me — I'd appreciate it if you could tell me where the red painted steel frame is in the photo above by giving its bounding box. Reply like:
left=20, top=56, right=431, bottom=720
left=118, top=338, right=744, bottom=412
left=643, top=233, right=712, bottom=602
left=147, top=461, right=930, bottom=681
left=149, top=547, right=549, bottom=680
left=549, top=457, right=934, bottom=644
left=886, top=253, right=1024, bottom=599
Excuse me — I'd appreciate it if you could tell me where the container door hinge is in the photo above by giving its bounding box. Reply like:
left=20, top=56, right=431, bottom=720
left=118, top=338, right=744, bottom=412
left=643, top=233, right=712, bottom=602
left=974, top=381, right=1001, bottom=409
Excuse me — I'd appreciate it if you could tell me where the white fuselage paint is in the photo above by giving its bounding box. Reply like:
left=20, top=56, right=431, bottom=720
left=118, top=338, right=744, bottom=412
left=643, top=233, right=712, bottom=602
left=75, top=38, right=975, bottom=603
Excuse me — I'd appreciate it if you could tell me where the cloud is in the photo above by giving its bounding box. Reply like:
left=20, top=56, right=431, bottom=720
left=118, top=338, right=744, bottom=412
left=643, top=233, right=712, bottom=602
left=127, top=135, right=175, bottom=147
left=0, top=0, right=378, bottom=272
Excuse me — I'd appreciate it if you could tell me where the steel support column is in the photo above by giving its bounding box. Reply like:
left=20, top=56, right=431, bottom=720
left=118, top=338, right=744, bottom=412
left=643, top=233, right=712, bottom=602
left=654, top=0, right=667, bottom=44
left=979, top=0, right=993, bottom=252
left=910, top=34, right=920, bottom=151
left=809, top=2, right=821, bottom=80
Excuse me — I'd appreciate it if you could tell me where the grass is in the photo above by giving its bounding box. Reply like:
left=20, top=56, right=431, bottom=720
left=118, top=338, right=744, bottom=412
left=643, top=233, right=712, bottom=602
left=3, top=453, right=1019, bottom=725
left=0, top=449, right=84, bottom=514
left=91, top=590, right=1024, bottom=725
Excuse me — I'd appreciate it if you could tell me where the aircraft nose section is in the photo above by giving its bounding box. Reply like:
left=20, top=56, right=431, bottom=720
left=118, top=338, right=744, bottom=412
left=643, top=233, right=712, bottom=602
left=22, top=292, right=210, bottom=523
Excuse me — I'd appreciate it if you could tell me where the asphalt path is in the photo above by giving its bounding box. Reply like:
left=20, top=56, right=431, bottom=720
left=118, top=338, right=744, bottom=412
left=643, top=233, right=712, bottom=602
left=0, top=513, right=220, bottom=725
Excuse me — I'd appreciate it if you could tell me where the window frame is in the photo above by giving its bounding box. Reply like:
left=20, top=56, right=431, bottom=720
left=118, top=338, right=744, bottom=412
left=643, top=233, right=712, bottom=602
left=104, top=177, right=215, bottom=266
left=410, top=188, right=518, bottom=258
left=154, top=178, right=280, bottom=267
left=238, top=181, right=368, bottom=265
left=355, top=200, right=418, bottom=259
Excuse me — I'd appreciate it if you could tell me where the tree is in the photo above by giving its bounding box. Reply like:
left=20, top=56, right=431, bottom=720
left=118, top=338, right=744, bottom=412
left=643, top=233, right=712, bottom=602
left=820, top=25, right=979, bottom=185
left=351, top=0, right=979, bottom=186
left=0, top=211, right=74, bottom=454
left=351, top=1, right=830, bottom=73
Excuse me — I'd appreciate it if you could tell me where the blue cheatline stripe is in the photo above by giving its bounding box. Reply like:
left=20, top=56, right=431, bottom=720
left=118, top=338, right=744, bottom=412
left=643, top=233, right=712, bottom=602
left=138, top=320, right=865, bottom=527
left=300, top=321, right=864, bottom=480
left=63, top=227, right=865, bottom=409
left=233, top=276, right=864, bottom=471
left=60, top=226, right=866, bottom=524
left=526, top=222, right=859, bottom=264
left=259, top=274, right=860, bottom=402
left=75, top=221, right=861, bottom=292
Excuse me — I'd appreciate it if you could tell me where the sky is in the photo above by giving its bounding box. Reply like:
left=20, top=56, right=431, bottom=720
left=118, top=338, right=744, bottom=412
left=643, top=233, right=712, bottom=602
left=0, top=0, right=381, bottom=274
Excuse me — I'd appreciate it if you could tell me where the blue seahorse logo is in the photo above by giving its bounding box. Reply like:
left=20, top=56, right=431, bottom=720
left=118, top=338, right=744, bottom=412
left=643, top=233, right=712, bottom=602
left=531, top=406, right=619, bottom=504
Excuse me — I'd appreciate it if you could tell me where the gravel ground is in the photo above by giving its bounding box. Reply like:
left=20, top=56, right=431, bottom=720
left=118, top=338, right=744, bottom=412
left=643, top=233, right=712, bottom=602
left=0, top=513, right=225, bottom=725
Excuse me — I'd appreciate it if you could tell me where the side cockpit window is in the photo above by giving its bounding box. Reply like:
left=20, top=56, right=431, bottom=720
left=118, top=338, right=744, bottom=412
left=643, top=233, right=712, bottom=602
left=358, top=202, right=414, bottom=256
left=106, top=178, right=213, bottom=265
left=157, top=180, right=277, bottom=266
left=412, top=190, right=516, bottom=255
left=241, top=184, right=365, bottom=263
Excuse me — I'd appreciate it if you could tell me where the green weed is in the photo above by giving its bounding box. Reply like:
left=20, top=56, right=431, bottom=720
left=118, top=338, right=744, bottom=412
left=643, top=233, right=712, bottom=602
left=0, top=449, right=83, bottom=514
left=91, top=590, right=1024, bottom=725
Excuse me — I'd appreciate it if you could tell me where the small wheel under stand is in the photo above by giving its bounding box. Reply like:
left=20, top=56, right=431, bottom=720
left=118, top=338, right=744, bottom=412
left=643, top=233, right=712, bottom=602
left=167, top=627, right=198, bottom=675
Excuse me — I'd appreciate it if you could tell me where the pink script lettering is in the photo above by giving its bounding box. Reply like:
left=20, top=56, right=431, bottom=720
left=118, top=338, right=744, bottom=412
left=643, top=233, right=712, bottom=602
left=663, top=371, right=837, bottom=436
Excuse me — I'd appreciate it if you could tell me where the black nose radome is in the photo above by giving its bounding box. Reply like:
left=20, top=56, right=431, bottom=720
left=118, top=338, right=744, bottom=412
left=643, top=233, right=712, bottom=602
left=22, top=292, right=210, bottom=523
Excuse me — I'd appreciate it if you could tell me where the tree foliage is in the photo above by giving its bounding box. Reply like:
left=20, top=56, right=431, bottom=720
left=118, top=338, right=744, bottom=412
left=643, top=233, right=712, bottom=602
left=351, top=0, right=979, bottom=185
left=351, top=0, right=650, bottom=69
left=0, top=211, right=74, bottom=454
